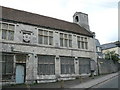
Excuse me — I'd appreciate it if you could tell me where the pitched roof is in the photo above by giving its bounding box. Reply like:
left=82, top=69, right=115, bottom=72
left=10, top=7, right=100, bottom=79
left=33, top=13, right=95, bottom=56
left=0, top=6, right=93, bottom=37
left=114, top=41, right=120, bottom=47
left=95, top=39, right=101, bottom=47
left=101, top=42, right=118, bottom=50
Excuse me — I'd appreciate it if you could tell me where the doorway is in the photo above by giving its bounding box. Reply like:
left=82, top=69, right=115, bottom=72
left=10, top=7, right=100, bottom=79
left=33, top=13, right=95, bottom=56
left=16, top=65, right=25, bottom=84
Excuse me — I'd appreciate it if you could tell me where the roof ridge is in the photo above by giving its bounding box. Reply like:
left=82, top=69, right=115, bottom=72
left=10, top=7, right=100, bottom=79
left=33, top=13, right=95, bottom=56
left=1, top=6, right=93, bottom=37
left=1, top=6, right=74, bottom=25
left=101, top=42, right=116, bottom=46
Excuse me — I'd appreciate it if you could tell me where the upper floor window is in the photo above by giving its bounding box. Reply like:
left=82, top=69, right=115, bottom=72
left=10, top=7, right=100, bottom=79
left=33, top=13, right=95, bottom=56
left=75, top=16, right=79, bottom=22
left=0, top=22, right=15, bottom=41
left=77, top=36, right=88, bottom=49
left=97, top=47, right=101, bottom=52
left=60, top=33, right=72, bottom=48
left=38, top=29, right=53, bottom=45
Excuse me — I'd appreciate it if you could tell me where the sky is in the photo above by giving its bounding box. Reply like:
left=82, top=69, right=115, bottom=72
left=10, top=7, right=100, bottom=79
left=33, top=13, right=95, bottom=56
left=0, top=0, right=119, bottom=44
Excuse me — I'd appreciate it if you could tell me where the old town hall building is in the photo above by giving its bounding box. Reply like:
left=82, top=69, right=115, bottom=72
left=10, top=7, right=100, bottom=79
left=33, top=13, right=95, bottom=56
left=0, top=6, right=97, bottom=84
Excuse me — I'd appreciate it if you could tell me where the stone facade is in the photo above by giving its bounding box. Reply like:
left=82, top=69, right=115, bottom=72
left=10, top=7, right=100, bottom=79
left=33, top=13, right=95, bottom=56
left=0, top=6, right=97, bottom=84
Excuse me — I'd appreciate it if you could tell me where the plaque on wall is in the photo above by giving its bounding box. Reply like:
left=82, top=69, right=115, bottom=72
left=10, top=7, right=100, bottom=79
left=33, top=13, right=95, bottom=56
left=22, top=31, right=31, bottom=43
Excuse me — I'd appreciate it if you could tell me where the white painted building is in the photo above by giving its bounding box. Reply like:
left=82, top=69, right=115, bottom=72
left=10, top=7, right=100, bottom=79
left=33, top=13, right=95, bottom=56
left=101, top=41, right=120, bottom=63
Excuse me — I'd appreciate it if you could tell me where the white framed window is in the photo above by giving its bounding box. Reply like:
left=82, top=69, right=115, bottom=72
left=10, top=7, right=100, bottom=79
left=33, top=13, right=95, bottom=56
left=77, top=36, right=88, bottom=49
left=38, top=29, right=53, bottom=45
left=0, top=22, right=15, bottom=41
left=60, top=33, right=72, bottom=48
left=97, top=47, right=101, bottom=52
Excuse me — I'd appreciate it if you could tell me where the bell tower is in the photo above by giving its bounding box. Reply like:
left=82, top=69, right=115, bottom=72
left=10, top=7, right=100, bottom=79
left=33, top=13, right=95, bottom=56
left=73, top=12, right=90, bottom=31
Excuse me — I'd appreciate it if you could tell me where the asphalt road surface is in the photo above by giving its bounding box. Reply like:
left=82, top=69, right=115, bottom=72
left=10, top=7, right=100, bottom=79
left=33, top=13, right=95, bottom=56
left=92, top=75, right=120, bottom=88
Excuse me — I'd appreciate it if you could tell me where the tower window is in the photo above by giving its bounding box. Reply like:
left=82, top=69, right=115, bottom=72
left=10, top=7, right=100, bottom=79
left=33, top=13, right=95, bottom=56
left=75, top=16, right=79, bottom=22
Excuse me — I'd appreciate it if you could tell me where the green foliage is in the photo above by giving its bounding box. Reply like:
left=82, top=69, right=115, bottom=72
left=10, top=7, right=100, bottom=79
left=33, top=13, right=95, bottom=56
left=105, top=51, right=120, bottom=62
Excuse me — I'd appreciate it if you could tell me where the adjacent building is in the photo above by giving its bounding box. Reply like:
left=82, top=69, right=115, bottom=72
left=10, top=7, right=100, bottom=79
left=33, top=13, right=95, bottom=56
left=95, top=39, right=103, bottom=59
left=101, top=41, right=120, bottom=57
left=0, top=6, right=97, bottom=84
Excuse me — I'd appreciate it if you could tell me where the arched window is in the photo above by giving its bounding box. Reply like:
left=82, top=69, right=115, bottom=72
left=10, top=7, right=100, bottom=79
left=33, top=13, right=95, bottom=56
left=75, top=16, right=79, bottom=22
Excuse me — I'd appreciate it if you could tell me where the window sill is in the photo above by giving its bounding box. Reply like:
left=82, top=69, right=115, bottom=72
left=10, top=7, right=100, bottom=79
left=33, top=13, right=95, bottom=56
left=0, top=39, right=15, bottom=43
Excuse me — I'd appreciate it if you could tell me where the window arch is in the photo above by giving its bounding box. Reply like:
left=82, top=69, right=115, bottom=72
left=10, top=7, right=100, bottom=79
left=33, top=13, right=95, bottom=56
left=75, top=16, right=79, bottom=22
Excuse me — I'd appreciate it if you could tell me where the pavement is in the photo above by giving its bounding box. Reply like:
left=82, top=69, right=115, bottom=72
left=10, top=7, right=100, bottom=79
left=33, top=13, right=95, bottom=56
left=70, top=72, right=119, bottom=88
left=2, top=72, right=119, bottom=89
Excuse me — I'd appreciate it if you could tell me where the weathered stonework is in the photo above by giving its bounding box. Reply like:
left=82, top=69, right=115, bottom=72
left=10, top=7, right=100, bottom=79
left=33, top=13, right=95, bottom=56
left=0, top=6, right=97, bottom=84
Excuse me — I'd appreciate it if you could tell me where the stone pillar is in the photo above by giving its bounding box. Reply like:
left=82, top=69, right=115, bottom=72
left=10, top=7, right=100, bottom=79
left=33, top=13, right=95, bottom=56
left=74, top=57, right=79, bottom=75
left=26, top=53, right=37, bottom=84
left=13, top=55, right=16, bottom=81
left=0, top=51, right=2, bottom=88
left=91, top=33, right=98, bottom=75
left=33, top=54, right=38, bottom=82
left=55, top=56, right=61, bottom=79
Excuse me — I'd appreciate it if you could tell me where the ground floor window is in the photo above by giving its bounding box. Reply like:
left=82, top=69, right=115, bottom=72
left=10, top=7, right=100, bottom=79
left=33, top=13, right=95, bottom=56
left=61, top=56, right=75, bottom=74
left=79, top=58, right=90, bottom=74
left=38, top=55, right=55, bottom=75
left=2, top=54, right=14, bottom=80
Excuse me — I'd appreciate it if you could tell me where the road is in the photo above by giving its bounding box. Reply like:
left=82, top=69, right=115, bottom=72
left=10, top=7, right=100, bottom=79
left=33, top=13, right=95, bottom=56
left=92, top=75, right=120, bottom=88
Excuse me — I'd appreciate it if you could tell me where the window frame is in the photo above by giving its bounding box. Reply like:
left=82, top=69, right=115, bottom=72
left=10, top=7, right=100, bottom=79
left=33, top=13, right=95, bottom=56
left=38, top=28, right=53, bottom=46
left=77, top=35, right=88, bottom=50
left=79, top=58, right=91, bottom=74
left=60, top=56, right=75, bottom=74
left=37, top=55, right=55, bottom=75
left=2, top=54, right=14, bottom=75
left=0, top=22, right=15, bottom=41
left=59, top=32, right=72, bottom=48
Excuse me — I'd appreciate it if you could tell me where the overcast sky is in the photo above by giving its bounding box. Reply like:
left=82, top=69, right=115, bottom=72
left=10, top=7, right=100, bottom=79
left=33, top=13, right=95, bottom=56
left=0, top=0, right=119, bottom=44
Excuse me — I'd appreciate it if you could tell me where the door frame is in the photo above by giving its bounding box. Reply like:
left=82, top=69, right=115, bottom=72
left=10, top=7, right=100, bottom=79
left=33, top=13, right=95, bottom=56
left=15, top=64, right=26, bottom=83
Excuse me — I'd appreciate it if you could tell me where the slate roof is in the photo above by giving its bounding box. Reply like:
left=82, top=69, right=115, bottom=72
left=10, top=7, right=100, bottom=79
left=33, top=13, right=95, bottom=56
left=95, top=39, right=101, bottom=47
left=0, top=6, right=93, bottom=37
left=101, top=42, right=118, bottom=50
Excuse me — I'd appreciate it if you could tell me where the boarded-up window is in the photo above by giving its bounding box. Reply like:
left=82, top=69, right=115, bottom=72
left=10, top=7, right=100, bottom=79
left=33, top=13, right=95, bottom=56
left=79, top=58, right=90, bottom=74
left=38, top=55, right=55, bottom=75
left=2, top=54, right=14, bottom=75
left=61, top=56, right=75, bottom=74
